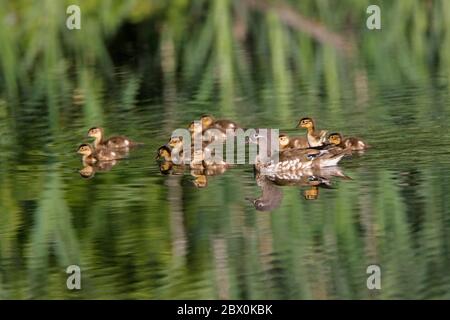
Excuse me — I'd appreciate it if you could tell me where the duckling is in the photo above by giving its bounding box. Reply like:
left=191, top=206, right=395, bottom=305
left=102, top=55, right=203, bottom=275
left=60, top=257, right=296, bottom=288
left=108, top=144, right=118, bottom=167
left=87, top=127, right=141, bottom=150
left=168, top=136, right=215, bottom=165
left=297, top=117, right=328, bottom=147
left=77, top=143, right=122, bottom=165
left=188, top=121, right=201, bottom=143
left=156, top=145, right=172, bottom=162
left=201, top=115, right=241, bottom=133
left=167, top=137, right=186, bottom=164
left=190, top=149, right=207, bottom=170
left=328, top=132, right=368, bottom=151
left=279, top=134, right=309, bottom=151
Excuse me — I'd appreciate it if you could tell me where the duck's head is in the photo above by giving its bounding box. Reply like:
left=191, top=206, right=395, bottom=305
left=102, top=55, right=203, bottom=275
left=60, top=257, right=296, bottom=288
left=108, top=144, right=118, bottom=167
left=77, top=144, right=93, bottom=156
left=168, top=136, right=183, bottom=149
left=278, top=134, right=290, bottom=148
left=328, top=132, right=343, bottom=145
left=156, top=145, right=172, bottom=161
left=200, top=115, right=215, bottom=129
left=297, top=117, right=314, bottom=129
left=87, top=127, right=104, bottom=139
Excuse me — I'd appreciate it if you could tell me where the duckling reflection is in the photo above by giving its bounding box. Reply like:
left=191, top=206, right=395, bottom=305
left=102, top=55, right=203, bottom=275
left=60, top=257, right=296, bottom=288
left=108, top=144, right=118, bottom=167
left=158, top=161, right=185, bottom=175
left=189, top=151, right=230, bottom=188
left=188, top=161, right=230, bottom=188
left=191, top=173, right=208, bottom=188
left=304, top=186, right=320, bottom=200
left=78, top=160, right=118, bottom=179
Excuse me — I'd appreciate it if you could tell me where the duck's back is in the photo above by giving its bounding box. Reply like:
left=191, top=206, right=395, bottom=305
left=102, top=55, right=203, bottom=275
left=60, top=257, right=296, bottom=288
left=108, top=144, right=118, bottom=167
left=105, top=135, right=135, bottom=149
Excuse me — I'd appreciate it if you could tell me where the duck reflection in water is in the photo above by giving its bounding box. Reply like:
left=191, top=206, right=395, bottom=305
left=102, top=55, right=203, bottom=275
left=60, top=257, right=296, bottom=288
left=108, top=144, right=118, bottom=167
left=156, top=141, right=230, bottom=187
left=78, top=160, right=118, bottom=179
left=77, top=143, right=127, bottom=178
left=248, top=167, right=351, bottom=211
left=246, top=173, right=284, bottom=211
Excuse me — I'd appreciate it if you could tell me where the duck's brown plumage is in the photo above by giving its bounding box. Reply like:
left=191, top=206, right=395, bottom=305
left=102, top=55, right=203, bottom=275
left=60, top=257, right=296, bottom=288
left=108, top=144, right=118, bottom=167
left=77, top=143, right=123, bottom=165
left=201, top=115, right=241, bottom=133
left=88, top=127, right=140, bottom=150
left=328, top=132, right=367, bottom=151
left=279, top=134, right=309, bottom=151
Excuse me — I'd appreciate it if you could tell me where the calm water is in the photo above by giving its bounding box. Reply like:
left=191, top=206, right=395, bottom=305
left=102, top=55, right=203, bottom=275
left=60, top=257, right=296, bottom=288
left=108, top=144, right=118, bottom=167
left=1, top=67, right=450, bottom=299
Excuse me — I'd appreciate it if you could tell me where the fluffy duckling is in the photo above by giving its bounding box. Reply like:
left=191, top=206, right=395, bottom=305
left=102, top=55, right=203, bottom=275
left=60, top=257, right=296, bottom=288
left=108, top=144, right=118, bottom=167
left=297, top=117, right=328, bottom=147
left=278, top=134, right=309, bottom=151
left=201, top=115, right=240, bottom=133
left=168, top=136, right=214, bottom=164
left=156, top=145, right=172, bottom=162
left=188, top=121, right=203, bottom=140
left=189, top=121, right=227, bottom=143
left=87, top=127, right=140, bottom=150
left=190, top=149, right=207, bottom=170
left=77, top=144, right=122, bottom=165
left=328, top=132, right=368, bottom=151
left=167, top=136, right=185, bottom=162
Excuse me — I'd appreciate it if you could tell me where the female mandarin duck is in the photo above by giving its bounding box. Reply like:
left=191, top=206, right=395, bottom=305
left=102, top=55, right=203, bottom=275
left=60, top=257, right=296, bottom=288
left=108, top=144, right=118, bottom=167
left=252, top=133, right=350, bottom=173
left=77, top=143, right=123, bottom=165
left=255, top=148, right=350, bottom=173
left=87, top=127, right=141, bottom=149
left=328, top=132, right=368, bottom=151
left=278, top=134, right=309, bottom=151
left=297, top=117, right=328, bottom=147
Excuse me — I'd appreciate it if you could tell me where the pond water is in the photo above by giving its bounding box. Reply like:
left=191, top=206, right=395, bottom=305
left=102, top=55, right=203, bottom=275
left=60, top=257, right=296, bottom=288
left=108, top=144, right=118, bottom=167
left=1, top=64, right=450, bottom=299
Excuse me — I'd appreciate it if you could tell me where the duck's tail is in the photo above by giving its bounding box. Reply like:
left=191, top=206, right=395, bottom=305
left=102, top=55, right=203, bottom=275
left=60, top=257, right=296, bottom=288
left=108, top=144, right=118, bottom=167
left=321, top=147, right=352, bottom=167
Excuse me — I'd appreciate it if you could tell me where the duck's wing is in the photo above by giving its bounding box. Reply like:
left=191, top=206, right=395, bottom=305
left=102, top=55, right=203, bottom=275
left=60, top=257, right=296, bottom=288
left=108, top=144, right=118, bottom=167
left=279, top=148, right=321, bottom=162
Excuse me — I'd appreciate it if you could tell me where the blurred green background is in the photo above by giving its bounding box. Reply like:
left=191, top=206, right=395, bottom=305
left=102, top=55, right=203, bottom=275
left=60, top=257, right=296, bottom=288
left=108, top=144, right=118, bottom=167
left=1, top=0, right=450, bottom=299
